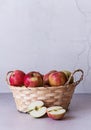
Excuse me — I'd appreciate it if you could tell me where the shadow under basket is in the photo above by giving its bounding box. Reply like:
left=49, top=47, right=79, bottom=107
left=8, top=69, right=84, bottom=113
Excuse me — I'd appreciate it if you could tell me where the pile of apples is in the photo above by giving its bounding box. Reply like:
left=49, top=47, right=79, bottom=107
left=8, top=69, right=74, bottom=87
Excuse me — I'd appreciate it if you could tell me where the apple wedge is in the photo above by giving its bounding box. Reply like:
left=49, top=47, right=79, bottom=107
left=28, top=101, right=47, bottom=118
left=47, top=106, right=66, bottom=120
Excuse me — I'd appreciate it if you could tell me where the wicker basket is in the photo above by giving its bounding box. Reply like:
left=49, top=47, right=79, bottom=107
left=6, top=69, right=84, bottom=113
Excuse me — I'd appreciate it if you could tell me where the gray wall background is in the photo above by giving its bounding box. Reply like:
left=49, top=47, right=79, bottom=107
left=0, top=0, right=91, bottom=93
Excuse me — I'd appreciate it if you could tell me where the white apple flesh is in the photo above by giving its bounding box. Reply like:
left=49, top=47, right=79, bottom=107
left=47, top=106, right=66, bottom=120
left=28, top=101, right=47, bottom=118
left=30, top=107, right=46, bottom=118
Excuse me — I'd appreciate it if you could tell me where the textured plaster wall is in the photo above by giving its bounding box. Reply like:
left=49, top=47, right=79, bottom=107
left=0, top=0, right=91, bottom=93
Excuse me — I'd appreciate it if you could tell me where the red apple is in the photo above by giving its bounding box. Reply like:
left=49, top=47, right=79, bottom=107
left=49, top=71, right=67, bottom=86
left=24, top=71, right=43, bottom=87
left=43, top=70, right=57, bottom=85
left=9, top=70, right=25, bottom=86
left=47, top=106, right=66, bottom=120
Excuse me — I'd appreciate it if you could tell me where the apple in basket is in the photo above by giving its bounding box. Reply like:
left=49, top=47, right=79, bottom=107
left=43, top=70, right=57, bottom=85
left=24, top=71, right=43, bottom=87
left=62, top=70, right=74, bottom=84
left=47, top=106, right=66, bottom=120
left=49, top=71, right=67, bottom=86
left=28, top=101, right=47, bottom=118
left=8, top=70, right=25, bottom=86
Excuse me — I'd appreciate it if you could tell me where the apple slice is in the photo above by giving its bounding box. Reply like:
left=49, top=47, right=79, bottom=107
left=47, top=106, right=66, bottom=120
left=28, top=101, right=47, bottom=118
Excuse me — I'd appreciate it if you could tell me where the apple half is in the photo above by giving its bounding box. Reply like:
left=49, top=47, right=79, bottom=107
left=47, top=106, right=66, bottom=120
left=28, top=101, right=47, bottom=118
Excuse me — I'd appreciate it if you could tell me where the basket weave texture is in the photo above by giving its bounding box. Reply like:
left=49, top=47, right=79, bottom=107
left=8, top=69, right=84, bottom=113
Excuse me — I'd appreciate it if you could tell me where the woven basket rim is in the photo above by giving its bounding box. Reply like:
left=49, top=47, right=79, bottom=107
left=9, top=82, right=75, bottom=90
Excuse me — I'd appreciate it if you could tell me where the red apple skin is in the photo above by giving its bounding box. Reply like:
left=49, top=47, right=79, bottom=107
left=24, top=71, right=43, bottom=87
left=47, top=111, right=65, bottom=120
left=43, top=70, right=57, bottom=85
left=49, top=71, right=67, bottom=86
left=9, top=70, right=25, bottom=86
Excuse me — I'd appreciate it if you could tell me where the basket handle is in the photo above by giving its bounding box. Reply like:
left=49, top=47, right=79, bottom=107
left=6, top=71, right=13, bottom=85
left=65, top=69, right=84, bottom=86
